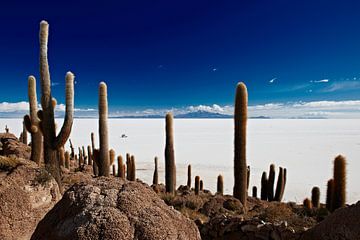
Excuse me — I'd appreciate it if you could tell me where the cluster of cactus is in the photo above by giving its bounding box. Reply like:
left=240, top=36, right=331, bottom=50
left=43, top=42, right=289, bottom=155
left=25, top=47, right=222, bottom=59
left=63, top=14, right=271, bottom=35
left=260, top=164, right=286, bottom=202
left=165, top=113, right=176, bottom=195
left=233, top=82, right=248, bottom=208
left=326, top=155, right=346, bottom=212
left=125, top=153, right=136, bottom=181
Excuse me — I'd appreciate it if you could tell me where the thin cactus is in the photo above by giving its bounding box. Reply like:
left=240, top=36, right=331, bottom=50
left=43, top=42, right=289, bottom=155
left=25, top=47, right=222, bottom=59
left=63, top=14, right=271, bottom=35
left=195, top=176, right=200, bottom=195
left=187, top=164, right=191, bottom=188
left=38, top=21, right=74, bottom=191
left=118, top=155, right=124, bottom=178
left=82, top=146, right=86, bottom=165
left=59, top=147, right=65, bottom=168
left=126, top=153, right=131, bottom=180
left=233, top=82, right=248, bottom=208
left=64, top=151, right=70, bottom=169
left=165, top=113, right=176, bottom=194
left=200, top=180, right=204, bottom=191
left=267, top=164, right=276, bottom=201
left=274, top=167, right=285, bottom=202
left=24, top=75, right=42, bottom=164
left=153, top=157, right=158, bottom=185
left=311, top=186, right=320, bottom=208
left=261, top=171, right=268, bottom=200
left=109, top=149, right=116, bottom=176
left=69, top=139, right=75, bottom=159
left=247, top=165, right=250, bottom=190
left=326, top=179, right=334, bottom=211
left=129, top=155, right=136, bottom=181
left=217, top=175, right=224, bottom=194
left=303, top=198, right=312, bottom=210
left=21, top=121, right=28, bottom=145
left=87, top=145, right=92, bottom=165
left=332, top=155, right=346, bottom=211
left=252, top=186, right=257, bottom=198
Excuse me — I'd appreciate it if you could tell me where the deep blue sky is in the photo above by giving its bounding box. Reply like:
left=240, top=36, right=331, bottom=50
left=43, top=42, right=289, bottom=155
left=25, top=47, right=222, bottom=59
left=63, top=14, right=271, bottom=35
left=1, top=0, right=360, bottom=111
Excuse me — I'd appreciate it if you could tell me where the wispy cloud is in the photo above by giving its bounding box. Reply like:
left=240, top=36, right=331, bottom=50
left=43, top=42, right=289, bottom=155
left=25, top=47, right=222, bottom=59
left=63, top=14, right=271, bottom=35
left=311, top=79, right=329, bottom=83
left=321, top=81, right=360, bottom=92
left=269, top=77, right=277, bottom=83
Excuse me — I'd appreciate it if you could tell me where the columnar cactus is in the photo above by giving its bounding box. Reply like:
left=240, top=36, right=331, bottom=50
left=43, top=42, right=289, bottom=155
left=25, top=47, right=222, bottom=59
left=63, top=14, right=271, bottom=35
left=87, top=145, right=92, bottom=165
left=252, top=186, right=257, bottom=198
left=267, top=164, right=276, bottom=201
left=24, top=76, right=42, bottom=164
left=59, top=147, right=65, bottom=168
left=129, top=155, right=136, bottom=181
left=261, top=171, right=268, bottom=200
left=126, top=153, right=131, bottom=180
left=96, top=82, right=110, bottom=176
left=109, top=149, right=115, bottom=176
left=90, top=133, right=98, bottom=176
left=247, top=166, right=250, bottom=190
left=187, top=164, right=191, bottom=188
left=326, top=179, right=334, bottom=211
left=332, top=155, right=346, bottom=211
left=311, top=186, right=320, bottom=208
left=153, top=157, right=158, bottom=185
left=217, top=175, right=223, bottom=194
left=195, top=176, right=200, bottom=195
left=78, top=147, right=83, bottom=166
left=233, top=82, right=247, bottom=208
left=38, top=21, right=74, bottom=190
left=82, top=146, right=87, bottom=164
left=21, top=121, right=28, bottom=145
left=118, top=155, right=124, bottom=178
left=303, top=198, right=312, bottom=210
left=65, top=151, right=70, bottom=169
left=165, top=113, right=176, bottom=194
left=69, top=139, right=75, bottom=159
left=274, top=167, right=285, bottom=202
left=200, top=180, right=204, bottom=191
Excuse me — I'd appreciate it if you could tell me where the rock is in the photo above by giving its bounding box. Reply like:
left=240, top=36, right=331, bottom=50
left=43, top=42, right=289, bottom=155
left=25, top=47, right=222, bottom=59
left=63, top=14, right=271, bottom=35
left=31, top=177, right=201, bottom=240
left=0, top=158, right=61, bottom=240
left=300, top=202, right=360, bottom=240
left=0, top=133, right=31, bottom=159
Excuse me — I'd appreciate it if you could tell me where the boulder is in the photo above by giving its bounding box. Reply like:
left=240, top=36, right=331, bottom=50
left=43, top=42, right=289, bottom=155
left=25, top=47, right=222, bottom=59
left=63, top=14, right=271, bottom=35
left=300, top=202, right=360, bottom=240
left=0, top=133, right=31, bottom=159
left=31, top=177, right=201, bottom=240
left=0, top=157, right=61, bottom=240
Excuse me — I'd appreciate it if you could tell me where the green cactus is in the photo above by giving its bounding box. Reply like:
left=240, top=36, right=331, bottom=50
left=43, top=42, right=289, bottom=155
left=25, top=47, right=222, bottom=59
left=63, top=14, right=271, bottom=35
left=187, top=164, right=191, bottom=188
left=37, top=21, right=74, bottom=191
left=217, top=174, right=224, bottom=195
left=233, top=82, right=248, bottom=208
left=332, top=155, right=346, bottom=211
left=311, top=186, right=320, bottom=208
left=24, top=76, right=43, bottom=165
left=195, top=176, right=200, bottom=195
left=153, top=156, right=158, bottom=185
left=252, top=186, right=257, bottom=198
left=97, top=82, right=110, bottom=177
left=260, top=171, right=268, bottom=200
left=267, top=164, right=275, bottom=201
left=165, top=113, right=176, bottom=195
left=326, top=179, right=334, bottom=211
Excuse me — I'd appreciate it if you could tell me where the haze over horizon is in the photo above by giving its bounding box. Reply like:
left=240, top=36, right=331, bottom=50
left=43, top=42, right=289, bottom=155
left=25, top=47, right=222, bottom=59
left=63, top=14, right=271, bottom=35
left=1, top=0, right=360, bottom=118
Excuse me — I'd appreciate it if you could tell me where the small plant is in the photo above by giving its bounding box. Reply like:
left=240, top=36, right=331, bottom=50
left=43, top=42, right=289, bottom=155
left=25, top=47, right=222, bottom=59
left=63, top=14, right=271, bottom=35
left=33, top=168, right=52, bottom=187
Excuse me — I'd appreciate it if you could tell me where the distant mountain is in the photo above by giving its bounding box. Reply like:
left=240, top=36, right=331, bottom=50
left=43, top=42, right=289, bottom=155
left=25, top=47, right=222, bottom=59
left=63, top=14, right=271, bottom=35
left=175, top=110, right=231, bottom=118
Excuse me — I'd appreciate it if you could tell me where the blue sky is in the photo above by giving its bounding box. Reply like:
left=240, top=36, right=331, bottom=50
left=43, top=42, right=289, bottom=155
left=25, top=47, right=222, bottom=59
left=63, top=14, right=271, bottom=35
left=0, top=0, right=360, bottom=118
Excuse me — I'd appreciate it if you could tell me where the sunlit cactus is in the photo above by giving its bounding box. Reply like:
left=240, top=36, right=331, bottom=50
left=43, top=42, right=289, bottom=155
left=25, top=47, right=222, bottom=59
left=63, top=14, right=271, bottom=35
left=311, top=186, right=320, bottom=208
left=118, top=155, right=124, bottom=178
left=195, top=176, right=200, bottom=195
left=165, top=113, right=176, bottom=195
left=233, top=82, right=248, bottom=208
left=37, top=21, right=74, bottom=191
left=153, top=157, right=158, bottom=185
left=332, top=155, right=346, bottom=211
left=130, top=155, right=136, bottom=181
left=217, top=174, right=223, bottom=194
left=24, top=75, right=43, bottom=165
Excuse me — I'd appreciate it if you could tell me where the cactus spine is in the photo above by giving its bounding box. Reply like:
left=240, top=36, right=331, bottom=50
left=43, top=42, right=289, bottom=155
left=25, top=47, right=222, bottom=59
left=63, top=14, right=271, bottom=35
left=332, top=155, right=346, bottom=210
left=217, top=175, right=223, bottom=194
left=187, top=164, right=191, bottom=188
left=118, top=155, right=124, bottom=178
left=260, top=171, right=268, bottom=200
left=252, top=186, right=257, bottom=198
left=326, top=179, right=334, bottom=211
left=38, top=21, right=74, bottom=191
left=165, top=113, right=176, bottom=195
left=311, top=186, right=320, bottom=208
left=97, top=82, right=110, bottom=177
left=24, top=76, right=43, bottom=164
left=267, top=164, right=276, bottom=201
left=233, top=82, right=247, bottom=208
left=195, top=176, right=200, bottom=195
left=153, top=157, right=158, bottom=185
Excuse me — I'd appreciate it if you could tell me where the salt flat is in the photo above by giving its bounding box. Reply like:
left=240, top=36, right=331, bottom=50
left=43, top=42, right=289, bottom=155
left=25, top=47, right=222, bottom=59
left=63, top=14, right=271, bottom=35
left=1, top=118, right=359, bottom=203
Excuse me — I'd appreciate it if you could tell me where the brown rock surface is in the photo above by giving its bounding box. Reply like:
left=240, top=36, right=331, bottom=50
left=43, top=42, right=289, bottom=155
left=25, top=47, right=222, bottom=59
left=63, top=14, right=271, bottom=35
left=0, top=132, right=31, bottom=159
left=0, top=158, right=61, bottom=240
left=31, top=177, right=201, bottom=240
left=300, top=201, right=360, bottom=240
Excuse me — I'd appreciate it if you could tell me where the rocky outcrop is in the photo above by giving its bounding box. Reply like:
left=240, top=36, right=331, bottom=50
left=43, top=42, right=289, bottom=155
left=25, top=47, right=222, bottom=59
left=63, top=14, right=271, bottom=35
left=31, top=177, right=201, bottom=240
left=0, top=158, right=61, bottom=240
left=300, top=201, right=360, bottom=240
left=0, top=133, right=31, bottom=159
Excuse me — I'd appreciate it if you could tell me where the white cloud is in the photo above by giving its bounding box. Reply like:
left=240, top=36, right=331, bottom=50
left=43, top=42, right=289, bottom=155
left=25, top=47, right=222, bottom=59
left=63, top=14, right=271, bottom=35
left=312, top=79, right=329, bottom=83
left=0, top=102, right=29, bottom=112
left=321, top=81, right=360, bottom=92
left=269, top=77, right=277, bottom=83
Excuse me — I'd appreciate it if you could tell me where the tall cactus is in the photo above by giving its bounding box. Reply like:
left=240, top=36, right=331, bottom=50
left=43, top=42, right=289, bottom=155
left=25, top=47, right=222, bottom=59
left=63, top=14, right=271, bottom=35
left=274, top=167, right=285, bottom=202
left=38, top=21, right=74, bottom=191
left=311, top=186, right=320, bottom=208
left=233, top=82, right=248, bottom=208
left=195, top=176, right=200, bottom=195
left=97, top=82, right=110, bottom=176
left=109, top=149, right=115, bottom=176
left=267, top=164, right=276, bottom=201
left=21, top=121, right=28, bottom=145
left=59, top=147, right=65, bottom=168
left=332, top=155, right=346, bottom=210
left=252, top=186, right=257, bottom=198
left=200, top=180, right=204, bottom=191
left=165, top=113, right=176, bottom=195
left=118, top=155, right=124, bottom=178
left=64, top=151, right=70, bottom=170
left=126, top=153, right=131, bottom=180
left=24, top=76, right=43, bottom=164
left=260, top=171, right=268, bottom=200
left=153, top=157, right=158, bottom=185
left=326, top=179, right=334, bottom=211
left=187, top=164, right=192, bottom=188
left=87, top=145, right=92, bottom=165
left=130, top=155, right=136, bottom=181
left=90, top=133, right=98, bottom=176
left=217, top=175, right=224, bottom=194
